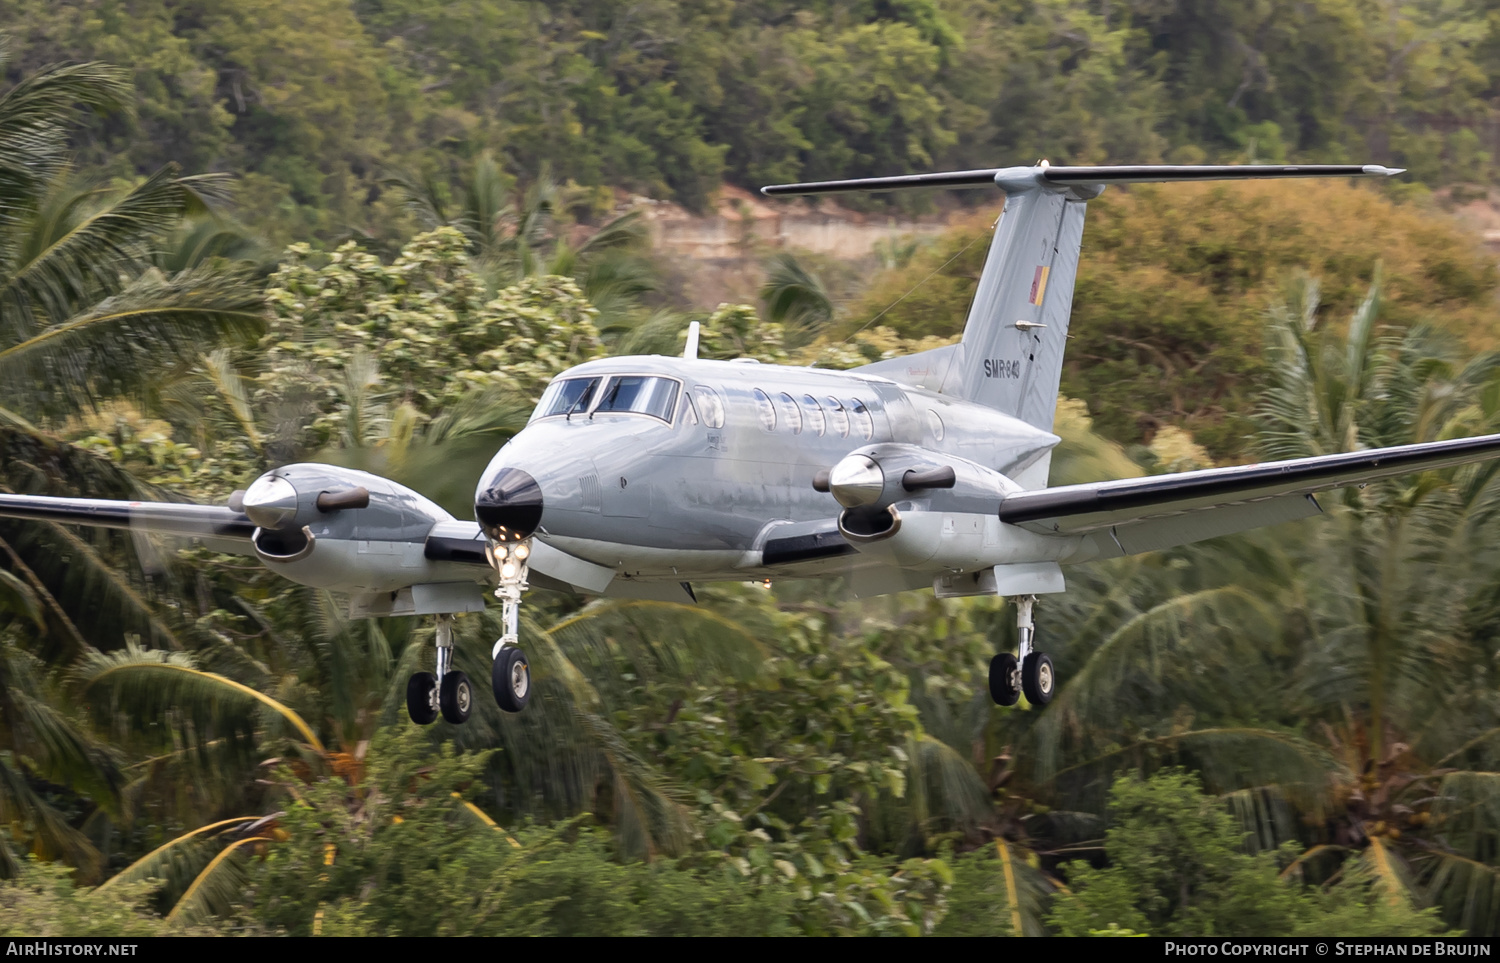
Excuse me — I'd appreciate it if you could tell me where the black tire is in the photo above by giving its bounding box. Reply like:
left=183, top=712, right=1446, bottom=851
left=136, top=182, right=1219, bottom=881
left=492, top=647, right=531, bottom=713
left=406, top=672, right=438, bottom=725
left=1021, top=652, right=1056, bottom=706
left=988, top=653, right=1020, bottom=706
left=440, top=671, right=473, bottom=724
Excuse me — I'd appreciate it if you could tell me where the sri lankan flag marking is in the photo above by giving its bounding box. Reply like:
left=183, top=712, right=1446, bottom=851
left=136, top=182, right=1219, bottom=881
left=1028, top=265, right=1050, bottom=306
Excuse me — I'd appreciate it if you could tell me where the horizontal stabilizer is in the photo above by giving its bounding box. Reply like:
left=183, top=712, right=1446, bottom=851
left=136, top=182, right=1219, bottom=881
left=1002, top=432, right=1500, bottom=536
left=762, top=164, right=1402, bottom=196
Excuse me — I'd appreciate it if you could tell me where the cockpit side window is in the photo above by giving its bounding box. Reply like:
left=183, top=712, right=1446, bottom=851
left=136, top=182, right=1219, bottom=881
left=535, top=377, right=601, bottom=420
left=692, top=385, right=726, bottom=428
left=595, top=375, right=680, bottom=422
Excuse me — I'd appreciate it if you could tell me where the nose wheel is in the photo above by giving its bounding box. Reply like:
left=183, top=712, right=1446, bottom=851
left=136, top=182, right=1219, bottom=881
left=489, top=542, right=531, bottom=714
left=989, top=595, right=1056, bottom=708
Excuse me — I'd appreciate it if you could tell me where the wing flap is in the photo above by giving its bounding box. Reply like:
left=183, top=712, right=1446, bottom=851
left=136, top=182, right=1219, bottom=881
left=1002, top=433, right=1500, bottom=536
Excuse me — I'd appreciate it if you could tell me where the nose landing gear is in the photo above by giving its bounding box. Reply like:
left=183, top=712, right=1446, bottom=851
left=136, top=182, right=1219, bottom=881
left=988, top=595, right=1056, bottom=708
left=489, top=539, right=532, bottom=714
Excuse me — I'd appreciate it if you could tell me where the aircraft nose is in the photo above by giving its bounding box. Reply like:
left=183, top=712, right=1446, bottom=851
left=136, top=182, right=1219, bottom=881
left=241, top=473, right=299, bottom=529
left=475, top=468, right=543, bottom=542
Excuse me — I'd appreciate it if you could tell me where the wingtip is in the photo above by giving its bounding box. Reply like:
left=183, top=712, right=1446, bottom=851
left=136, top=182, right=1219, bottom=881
left=1363, top=164, right=1406, bottom=177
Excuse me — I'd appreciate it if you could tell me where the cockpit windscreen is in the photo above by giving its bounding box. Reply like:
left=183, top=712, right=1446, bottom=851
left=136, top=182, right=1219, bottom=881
left=535, top=377, right=600, bottom=419
left=594, top=376, right=679, bottom=422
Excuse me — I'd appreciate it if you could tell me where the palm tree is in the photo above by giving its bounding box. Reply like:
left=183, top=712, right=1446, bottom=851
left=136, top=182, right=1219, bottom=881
left=0, top=52, right=265, bottom=878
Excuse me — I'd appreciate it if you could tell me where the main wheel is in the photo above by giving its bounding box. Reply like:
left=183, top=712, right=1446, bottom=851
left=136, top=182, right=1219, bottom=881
left=988, top=653, right=1020, bottom=706
left=492, top=647, right=531, bottom=713
left=406, top=672, right=438, bottom=725
left=440, top=671, right=473, bottom=724
left=1021, top=652, right=1055, bottom=706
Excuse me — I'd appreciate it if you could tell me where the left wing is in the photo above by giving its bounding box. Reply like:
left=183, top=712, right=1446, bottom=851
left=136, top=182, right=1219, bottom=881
left=0, top=492, right=256, bottom=554
left=1001, top=433, right=1500, bottom=554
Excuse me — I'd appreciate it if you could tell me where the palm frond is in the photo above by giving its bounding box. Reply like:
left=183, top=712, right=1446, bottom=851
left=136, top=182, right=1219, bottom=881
left=164, top=835, right=267, bottom=924
left=0, top=61, right=132, bottom=228
left=0, top=263, right=264, bottom=417
left=2, top=166, right=199, bottom=329
left=761, top=252, right=833, bottom=344
left=0, top=758, right=101, bottom=878
left=0, top=567, right=41, bottom=628
left=3, top=643, right=124, bottom=807
left=77, top=645, right=325, bottom=754
left=94, top=815, right=260, bottom=896
left=906, top=733, right=993, bottom=837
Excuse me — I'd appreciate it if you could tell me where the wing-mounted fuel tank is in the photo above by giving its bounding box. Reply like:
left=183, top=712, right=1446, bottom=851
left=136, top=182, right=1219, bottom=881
left=235, top=464, right=487, bottom=608
left=814, top=443, right=1079, bottom=576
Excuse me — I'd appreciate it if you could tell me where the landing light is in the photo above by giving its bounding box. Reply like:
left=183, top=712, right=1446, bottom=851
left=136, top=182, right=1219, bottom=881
left=494, top=544, right=508, bottom=561
left=514, top=542, right=530, bottom=561
left=501, top=561, right=518, bottom=580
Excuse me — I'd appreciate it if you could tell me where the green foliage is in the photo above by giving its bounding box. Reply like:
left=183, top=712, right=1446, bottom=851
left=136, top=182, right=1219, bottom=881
left=8, top=1, right=1500, bottom=239
left=855, top=181, right=1499, bottom=457
left=247, top=726, right=798, bottom=936
left=1049, top=770, right=1450, bottom=937
left=0, top=859, right=203, bottom=936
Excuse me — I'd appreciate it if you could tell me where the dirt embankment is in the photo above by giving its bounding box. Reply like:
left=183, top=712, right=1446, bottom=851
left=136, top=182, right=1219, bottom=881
left=627, top=185, right=960, bottom=309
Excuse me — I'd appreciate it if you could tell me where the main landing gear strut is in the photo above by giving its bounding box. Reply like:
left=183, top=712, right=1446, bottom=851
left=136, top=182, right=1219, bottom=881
left=405, top=541, right=533, bottom=725
left=988, top=595, right=1056, bottom=708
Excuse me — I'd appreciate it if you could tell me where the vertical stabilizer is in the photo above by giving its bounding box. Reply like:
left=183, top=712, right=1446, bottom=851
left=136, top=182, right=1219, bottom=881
left=939, top=169, right=1096, bottom=432
left=762, top=162, right=1405, bottom=451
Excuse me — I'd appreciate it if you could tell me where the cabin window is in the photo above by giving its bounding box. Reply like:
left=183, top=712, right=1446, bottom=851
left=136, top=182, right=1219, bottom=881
left=594, top=375, right=679, bottom=422
left=777, top=392, right=803, bottom=434
left=825, top=397, right=849, bottom=437
left=926, top=409, right=945, bottom=442
left=753, top=388, right=776, bottom=430
left=802, top=395, right=825, bottom=436
left=850, top=399, right=874, bottom=440
left=692, top=385, right=726, bottom=428
left=535, top=377, right=601, bottom=419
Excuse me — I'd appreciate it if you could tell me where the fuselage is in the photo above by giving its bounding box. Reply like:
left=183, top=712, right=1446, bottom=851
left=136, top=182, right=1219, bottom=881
left=476, top=355, right=1058, bottom=580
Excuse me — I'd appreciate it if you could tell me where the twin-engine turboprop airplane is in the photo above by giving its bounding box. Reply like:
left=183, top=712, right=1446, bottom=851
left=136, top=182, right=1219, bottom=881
left=7, top=161, right=1500, bottom=726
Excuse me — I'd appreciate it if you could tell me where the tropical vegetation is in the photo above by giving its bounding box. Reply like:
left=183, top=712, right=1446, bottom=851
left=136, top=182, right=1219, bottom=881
left=9, top=1, right=1500, bottom=938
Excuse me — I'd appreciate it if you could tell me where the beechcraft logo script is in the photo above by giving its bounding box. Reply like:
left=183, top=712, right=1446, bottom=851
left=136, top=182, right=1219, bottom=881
left=1028, top=265, right=1050, bottom=305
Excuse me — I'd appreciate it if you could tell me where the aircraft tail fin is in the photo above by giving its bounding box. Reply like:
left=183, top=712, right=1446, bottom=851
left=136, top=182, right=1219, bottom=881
left=767, top=164, right=1403, bottom=434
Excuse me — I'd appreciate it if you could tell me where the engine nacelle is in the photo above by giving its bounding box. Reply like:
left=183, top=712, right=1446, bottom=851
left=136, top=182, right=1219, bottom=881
left=239, top=464, right=485, bottom=596
left=825, top=444, right=1075, bottom=573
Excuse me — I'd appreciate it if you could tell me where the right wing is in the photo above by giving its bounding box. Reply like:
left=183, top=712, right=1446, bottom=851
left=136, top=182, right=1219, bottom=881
left=1000, top=433, right=1500, bottom=556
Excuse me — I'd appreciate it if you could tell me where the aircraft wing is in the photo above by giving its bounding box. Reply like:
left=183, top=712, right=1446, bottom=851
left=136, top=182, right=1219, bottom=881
left=1000, top=433, right=1500, bottom=555
left=0, top=492, right=257, bottom=555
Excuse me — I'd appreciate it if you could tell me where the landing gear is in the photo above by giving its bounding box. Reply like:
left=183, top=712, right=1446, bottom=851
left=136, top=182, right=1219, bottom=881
left=489, top=539, right=531, bottom=714
left=441, top=670, right=473, bottom=724
left=492, top=646, right=530, bottom=713
left=406, top=614, right=474, bottom=725
left=406, top=671, right=439, bottom=725
left=1022, top=652, right=1055, bottom=706
left=989, top=654, right=1020, bottom=706
left=989, top=595, right=1056, bottom=708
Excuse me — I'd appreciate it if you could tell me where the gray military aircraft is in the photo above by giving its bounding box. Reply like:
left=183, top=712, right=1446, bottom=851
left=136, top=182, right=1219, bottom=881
left=6, top=161, right=1499, bottom=727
